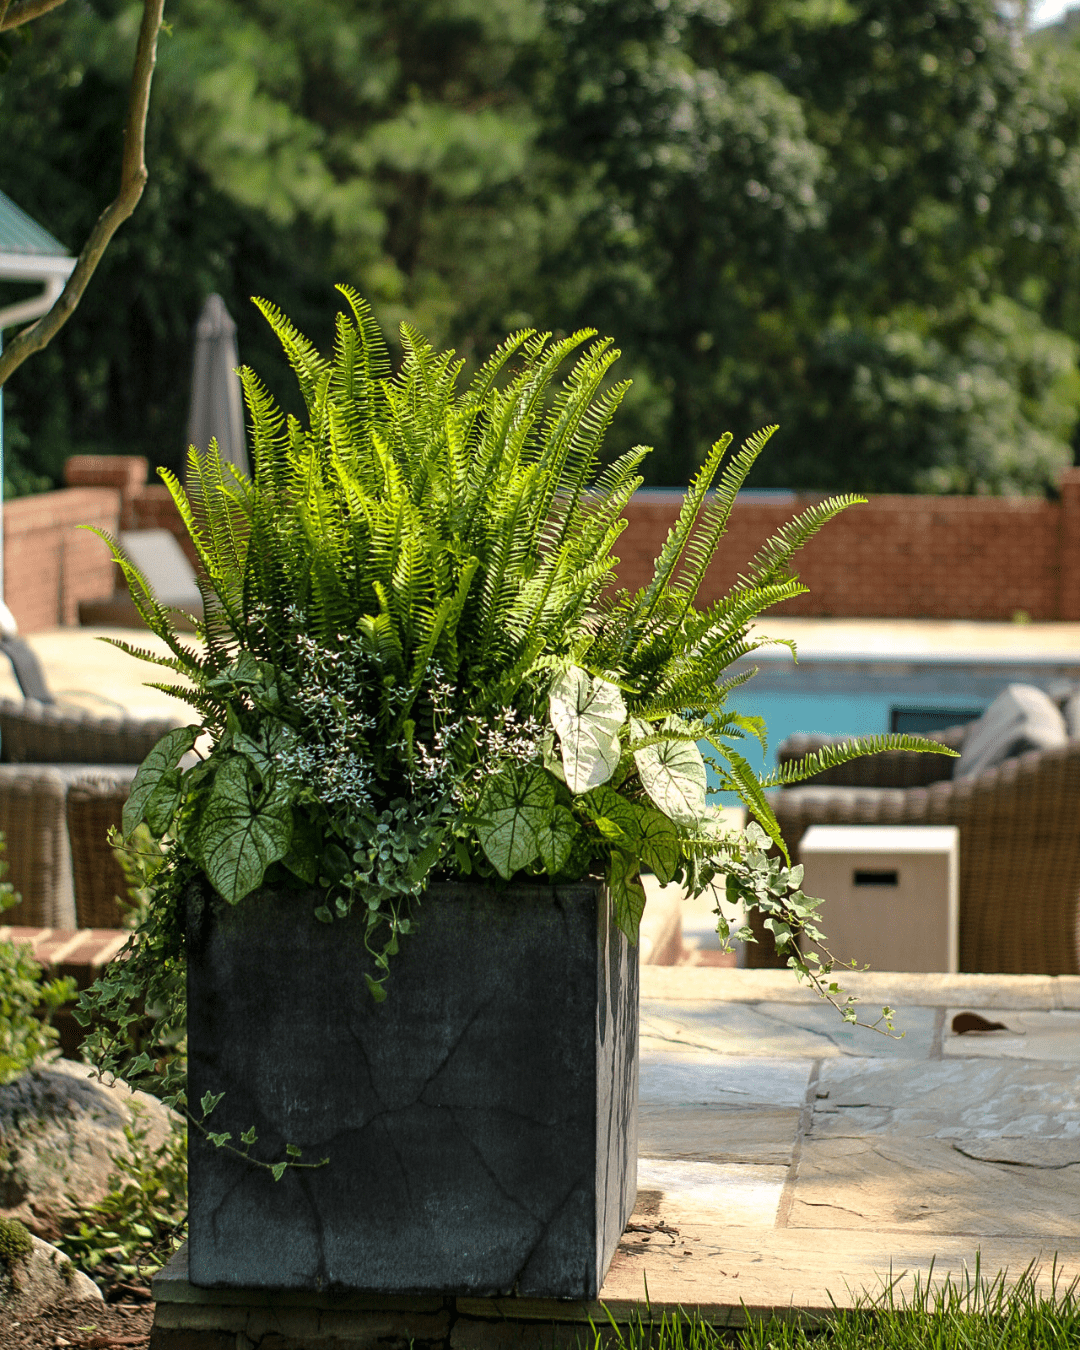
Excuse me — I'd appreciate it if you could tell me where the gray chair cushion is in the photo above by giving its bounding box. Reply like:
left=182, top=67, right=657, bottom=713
left=955, top=683, right=1067, bottom=781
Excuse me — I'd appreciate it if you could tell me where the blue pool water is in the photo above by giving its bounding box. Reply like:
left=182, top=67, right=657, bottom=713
left=702, top=649, right=1080, bottom=793
left=724, top=689, right=984, bottom=775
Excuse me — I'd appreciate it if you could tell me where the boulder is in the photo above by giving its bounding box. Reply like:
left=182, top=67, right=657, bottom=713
left=0, top=1056, right=177, bottom=1240
left=0, top=1221, right=102, bottom=1318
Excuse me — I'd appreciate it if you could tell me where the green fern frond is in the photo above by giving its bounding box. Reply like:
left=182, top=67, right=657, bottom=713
left=671, top=426, right=777, bottom=606
left=763, top=734, right=957, bottom=787
left=740, top=493, right=867, bottom=589
left=251, top=295, right=331, bottom=412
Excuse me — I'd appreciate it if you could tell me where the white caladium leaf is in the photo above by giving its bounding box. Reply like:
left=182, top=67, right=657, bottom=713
left=632, top=716, right=708, bottom=827
left=549, top=665, right=627, bottom=795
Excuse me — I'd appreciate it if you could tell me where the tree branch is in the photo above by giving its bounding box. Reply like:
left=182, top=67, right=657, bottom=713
left=0, top=0, right=67, bottom=33
left=0, top=0, right=165, bottom=386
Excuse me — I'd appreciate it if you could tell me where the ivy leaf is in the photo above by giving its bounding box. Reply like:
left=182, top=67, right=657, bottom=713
left=200, top=1090, right=224, bottom=1116
left=549, top=666, right=626, bottom=794
left=536, top=805, right=578, bottom=876
left=632, top=718, right=707, bottom=827
left=122, top=726, right=199, bottom=838
left=189, top=757, right=293, bottom=904
left=270, top=1162, right=288, bottom=1182
left=475, top=766, right=555, bottom=879
left=607, top=849, right=647, bottom=940
left=633, top=805, right=680, bottom=885
left=406, top=831, right=445, bottom=885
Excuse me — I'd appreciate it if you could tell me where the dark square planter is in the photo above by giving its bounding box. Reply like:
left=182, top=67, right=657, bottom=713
left=186, top=879, right=638, bottom=1298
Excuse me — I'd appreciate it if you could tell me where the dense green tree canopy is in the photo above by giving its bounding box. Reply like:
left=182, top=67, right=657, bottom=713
left=2, top=0, right=1080, bottom=494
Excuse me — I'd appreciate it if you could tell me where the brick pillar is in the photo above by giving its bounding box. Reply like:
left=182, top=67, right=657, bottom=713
left=1058, top=468, right=1080, bottom=620
left=64, top=455, right=148, bottom=530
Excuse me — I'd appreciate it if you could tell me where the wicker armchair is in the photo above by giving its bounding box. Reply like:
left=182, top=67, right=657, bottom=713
left=755, top=730, right=1080, bottom=976
left=66, top=771, right=139, bottom=928
left=0, top=697, right=178, bottom=765
left=0, top=766, right=77, bottom=926
left=0, top=765, right=139, bottom=930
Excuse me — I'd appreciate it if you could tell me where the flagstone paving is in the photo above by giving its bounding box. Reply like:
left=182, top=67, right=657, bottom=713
left=599, top=966, right=1080, bottom=1318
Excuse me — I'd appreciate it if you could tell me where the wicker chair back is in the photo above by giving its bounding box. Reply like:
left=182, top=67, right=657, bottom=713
left=758, top=736, right=1080, bottom=975
left=0, top=765, right=75, bottom=927
left=66, top=774, right=138, bottom=929
left=0, top=698, right=178, bottom=765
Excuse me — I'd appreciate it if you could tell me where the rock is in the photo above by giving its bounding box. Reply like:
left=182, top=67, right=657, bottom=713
left=0, top=1056, right=178, bottom=1240
left=0, top=1220, right=102, bottom=1318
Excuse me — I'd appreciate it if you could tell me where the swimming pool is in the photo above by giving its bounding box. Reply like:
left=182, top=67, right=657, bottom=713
left=721, top=648, right=1080, bottom=777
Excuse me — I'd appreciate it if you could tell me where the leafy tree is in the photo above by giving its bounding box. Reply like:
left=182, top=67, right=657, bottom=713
left=0, top=0, right=166, bottom=391
left=534, top=0, right=1080, bottom=492
left=3, top=0, right=1080, bottom=495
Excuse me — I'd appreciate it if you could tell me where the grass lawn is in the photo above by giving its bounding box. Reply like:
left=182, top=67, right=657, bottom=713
left=595, top=1261, right=1080, bottom=1348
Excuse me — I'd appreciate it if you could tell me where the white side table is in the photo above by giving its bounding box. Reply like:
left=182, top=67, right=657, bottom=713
left=798, top=825, right=960, bottom=973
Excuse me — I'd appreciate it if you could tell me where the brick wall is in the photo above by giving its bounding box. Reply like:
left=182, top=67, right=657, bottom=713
left=616, top=470, right=1080, bottom=622
left=3, top=485, right=121, bottom=632
left=8, top=458, right=1080, bottom=630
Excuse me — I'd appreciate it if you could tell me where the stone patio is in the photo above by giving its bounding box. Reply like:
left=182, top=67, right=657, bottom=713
left=153, top=966, right=1080, bottom=1344
left=604, top=967, right=1080, bottom=1319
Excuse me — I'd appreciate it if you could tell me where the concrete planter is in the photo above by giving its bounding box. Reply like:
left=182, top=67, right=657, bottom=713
left=186, top=879, right=638, bottom=1298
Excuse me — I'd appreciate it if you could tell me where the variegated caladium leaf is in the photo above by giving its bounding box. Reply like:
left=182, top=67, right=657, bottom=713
left=632, top=716, right=707, bottom=827
left=549, top=665, right=626, bottom=794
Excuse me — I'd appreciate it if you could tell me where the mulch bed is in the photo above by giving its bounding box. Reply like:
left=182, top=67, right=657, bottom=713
left=0, top=1292, right=154, bottom=1350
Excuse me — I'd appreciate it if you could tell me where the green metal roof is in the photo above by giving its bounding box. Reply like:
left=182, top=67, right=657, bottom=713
left=0, top=188, right=68, bottom=256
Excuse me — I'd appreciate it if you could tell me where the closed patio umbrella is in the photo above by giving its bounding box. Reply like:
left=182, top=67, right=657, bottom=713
left=186, top=293, right=249, bottom=484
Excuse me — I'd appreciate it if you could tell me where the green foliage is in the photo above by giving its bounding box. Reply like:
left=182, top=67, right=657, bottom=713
left=83, top=294, right=947, bottom=1100
left=4, top=0, right=1080, bottom=495
left=54, top=1103, right=187, bottom=1291
left=0, top=835, right=76, bottom=1085
left=76, top=832, right=187, bottom=1108
left=586, top=1258, right=1080, bottom=1349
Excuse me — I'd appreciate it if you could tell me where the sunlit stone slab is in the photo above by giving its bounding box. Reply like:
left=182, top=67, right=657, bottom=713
left=638, top=1104, right=801, bottom=1166
left=601, top=1224, right=1080, bottom=1320
left=639, top=1052, right=813, bottom=1109
left=640, top=966, right=1080, bottom=1009
left=637, top=1159, right=787, bottom=1228
left=943, top=1009, right=1080, bottom=1061
left=811, top=1058, right=1080, bottom=1141
left=640, top=1000, right=935, bottom=1060
left=789, top=1134, right=1080, bottom=1235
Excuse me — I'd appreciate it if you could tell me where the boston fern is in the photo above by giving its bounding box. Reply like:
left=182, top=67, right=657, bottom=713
left=82, top=289, right=947, bottom=1101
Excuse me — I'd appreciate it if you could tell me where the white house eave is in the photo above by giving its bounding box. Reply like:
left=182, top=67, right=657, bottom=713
left=0, top=251, right=76, bottom=329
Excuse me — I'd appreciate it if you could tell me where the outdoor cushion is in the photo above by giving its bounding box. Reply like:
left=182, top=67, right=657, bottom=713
left=0, top=636, right=54, bottom=704
left=954, top=683, right=1067, bottom=780
left=119, top=528, right=202, bottom=610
